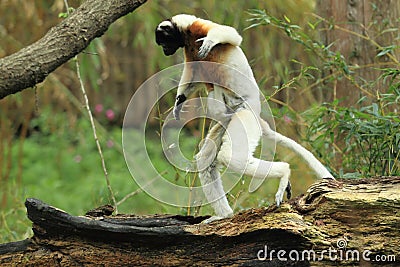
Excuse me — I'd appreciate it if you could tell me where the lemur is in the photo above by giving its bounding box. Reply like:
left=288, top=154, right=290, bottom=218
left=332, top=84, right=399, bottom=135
left=155, top=14, right=334, bottom=221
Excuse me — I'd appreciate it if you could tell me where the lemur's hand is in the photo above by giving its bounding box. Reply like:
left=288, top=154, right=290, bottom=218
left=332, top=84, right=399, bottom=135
left=174, top=94, right=187, bottom=120
left=197, top=37, right=216, bottom=59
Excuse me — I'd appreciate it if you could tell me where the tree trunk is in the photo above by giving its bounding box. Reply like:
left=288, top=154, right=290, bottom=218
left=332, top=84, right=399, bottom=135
left=316, top=0, right=400, bottom=105
left=0, top=177, right=398, bottom=266
left=0, top=0, right=147, bottom=99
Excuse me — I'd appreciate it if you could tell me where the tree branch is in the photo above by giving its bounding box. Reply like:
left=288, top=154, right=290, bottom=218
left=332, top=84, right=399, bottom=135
left=0, top=0, right=147, bottom=99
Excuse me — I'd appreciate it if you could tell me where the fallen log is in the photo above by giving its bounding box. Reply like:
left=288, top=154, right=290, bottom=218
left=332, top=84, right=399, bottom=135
left=0, top=177, right=399, bottom=266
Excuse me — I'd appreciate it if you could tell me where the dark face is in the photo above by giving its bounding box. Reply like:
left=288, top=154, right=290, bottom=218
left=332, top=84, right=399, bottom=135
left=155, top=20, right=184, bottom=56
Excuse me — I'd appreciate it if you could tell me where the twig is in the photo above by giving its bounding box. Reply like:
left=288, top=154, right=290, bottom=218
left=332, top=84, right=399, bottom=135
left=74, top=58, right=118, bottom=213
left=64, top=0, right=118, bottom=213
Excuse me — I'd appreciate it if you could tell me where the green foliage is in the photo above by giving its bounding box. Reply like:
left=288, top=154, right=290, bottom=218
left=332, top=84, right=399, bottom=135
left=249, top=10, right=400, bottom=177
left=247, top=9, right=351, bottom=82
left=305, top=95, right=400, bottom=177
left=58, top=7, right=74, bottom=18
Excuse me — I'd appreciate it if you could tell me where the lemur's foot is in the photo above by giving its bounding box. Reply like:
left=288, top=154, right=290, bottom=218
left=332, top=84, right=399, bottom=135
left=275, top=180, right=291, bottom=207
left=201, top=213, right=232, bottom=224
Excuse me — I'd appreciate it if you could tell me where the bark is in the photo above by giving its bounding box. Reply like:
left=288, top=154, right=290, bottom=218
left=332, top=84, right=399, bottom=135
left=0, top=0, right=147, bottom=99
left=0, top=177, right=399, bottom=266
left=316, top=0, right=400, bottom=105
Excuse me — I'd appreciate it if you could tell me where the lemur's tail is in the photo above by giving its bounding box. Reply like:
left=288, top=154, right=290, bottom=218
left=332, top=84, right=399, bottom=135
left=259, top=119, right=335, bottom=179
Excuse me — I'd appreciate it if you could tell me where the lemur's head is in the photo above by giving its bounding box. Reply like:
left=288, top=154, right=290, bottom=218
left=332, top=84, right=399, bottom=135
left=155, top=14, right=197, bottom=56
left=155, top=20, right=183, bottom=56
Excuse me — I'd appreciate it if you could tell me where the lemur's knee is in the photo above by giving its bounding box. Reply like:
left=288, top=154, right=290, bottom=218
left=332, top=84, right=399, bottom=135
left=270, top=162, right=291, bottom=179
left=216, top=147, right=248, bottom=173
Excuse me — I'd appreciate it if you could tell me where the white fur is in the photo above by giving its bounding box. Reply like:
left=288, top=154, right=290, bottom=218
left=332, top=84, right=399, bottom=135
left=158, top=20, right=173, bottom=29
left=171, top=14, right=197, bottom=30
left=260, top=120, right=334, bottom=179
left=205, top=25, right=242, bottom=46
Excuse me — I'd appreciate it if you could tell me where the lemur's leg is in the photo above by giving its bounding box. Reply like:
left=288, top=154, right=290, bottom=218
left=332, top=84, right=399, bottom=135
left=259, top=119, right=334, bottom=179
left=195, top=122, right=225, bottom=172
left=195, top=123, right=233, bottom=221
left=198, top=164, right=233, bottom=220
left=217, top=109, right=291, bottom=206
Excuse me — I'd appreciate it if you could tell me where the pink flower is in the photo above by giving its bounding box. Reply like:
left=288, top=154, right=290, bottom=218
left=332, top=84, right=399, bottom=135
left=283, top=115, right=293, bottom=124
left=95, top=104, right=103, bottom=113
left=74, top=155, right=82, bottom=163
left=105, top=109, right=115, bottom=121
left=107, top=140, right=114, bottom=148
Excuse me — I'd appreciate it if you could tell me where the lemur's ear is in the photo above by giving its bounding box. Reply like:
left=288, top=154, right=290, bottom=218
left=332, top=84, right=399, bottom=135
left=155, top=20, right=184, bottom=56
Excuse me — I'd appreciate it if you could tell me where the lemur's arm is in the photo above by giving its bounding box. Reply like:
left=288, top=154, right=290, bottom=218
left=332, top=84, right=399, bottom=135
left=196, top=23, right=242, bottom=58
left=173, top=62, right=198, bottom=120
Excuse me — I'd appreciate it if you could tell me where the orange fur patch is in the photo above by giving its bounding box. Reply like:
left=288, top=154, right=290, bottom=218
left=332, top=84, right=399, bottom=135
left=189, top=20, right=215, bottom=39
left=184, top=19, right=235, bottom=62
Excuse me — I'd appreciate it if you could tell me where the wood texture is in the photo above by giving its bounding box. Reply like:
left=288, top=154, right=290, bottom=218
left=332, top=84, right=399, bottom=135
left=0, top=177, right=399, bottom=266
left=0, top=0, right=147, bottom=99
